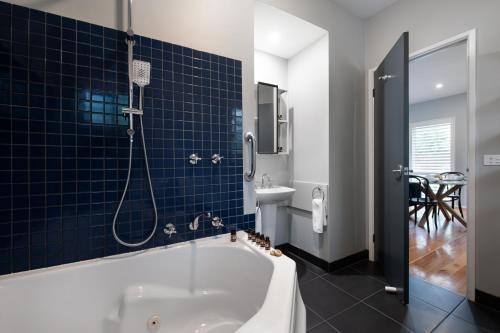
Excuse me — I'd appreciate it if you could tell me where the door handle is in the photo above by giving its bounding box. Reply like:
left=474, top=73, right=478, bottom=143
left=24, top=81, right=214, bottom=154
left=391, top=165, right=412, bottom=179
left=392, top=165, right=404, bottom=179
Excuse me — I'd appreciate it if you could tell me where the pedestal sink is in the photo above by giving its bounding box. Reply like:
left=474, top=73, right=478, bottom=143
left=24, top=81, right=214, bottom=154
left=255, top=186, right=296, bottom=246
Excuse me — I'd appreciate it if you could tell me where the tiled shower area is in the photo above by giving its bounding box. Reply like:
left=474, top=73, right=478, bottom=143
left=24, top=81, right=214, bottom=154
left=0, top=1, right=254, bottom=274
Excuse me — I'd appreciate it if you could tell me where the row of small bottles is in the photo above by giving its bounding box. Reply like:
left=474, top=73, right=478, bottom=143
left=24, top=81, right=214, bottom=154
left=246, top=230, right=271, bottom=250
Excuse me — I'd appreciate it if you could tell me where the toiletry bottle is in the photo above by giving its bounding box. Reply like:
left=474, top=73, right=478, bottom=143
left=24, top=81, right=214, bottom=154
left=260, top=235, right=265, bottom=248
left=255, top=233, right=261, bottom=245
left=265, top=237, right=271, bottom=250
left=247, top=229, right=252, bottom=241
left=230, top=230, right=237, bottom=242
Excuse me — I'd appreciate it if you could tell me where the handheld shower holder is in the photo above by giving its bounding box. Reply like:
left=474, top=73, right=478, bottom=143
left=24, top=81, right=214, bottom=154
left=122, top=107, right=143, bottom=116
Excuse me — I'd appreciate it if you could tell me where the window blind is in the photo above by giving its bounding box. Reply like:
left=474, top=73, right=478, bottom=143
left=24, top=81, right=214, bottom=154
left=410, top=119, right=454, bottom=174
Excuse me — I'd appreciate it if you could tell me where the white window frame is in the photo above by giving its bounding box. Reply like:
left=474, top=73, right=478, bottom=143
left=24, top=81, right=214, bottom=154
left=409, top=117, right=456, bottom=174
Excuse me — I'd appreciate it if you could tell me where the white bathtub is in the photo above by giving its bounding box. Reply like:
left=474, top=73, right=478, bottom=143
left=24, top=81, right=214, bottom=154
left=0, top=232, right=306, bottom=333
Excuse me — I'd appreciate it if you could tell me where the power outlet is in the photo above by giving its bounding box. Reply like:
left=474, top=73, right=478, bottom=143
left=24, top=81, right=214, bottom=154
left=483, top=155, right=500, bottom=166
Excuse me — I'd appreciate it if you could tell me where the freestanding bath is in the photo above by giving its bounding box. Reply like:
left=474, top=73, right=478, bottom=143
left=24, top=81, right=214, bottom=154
left=0, top=232, right=306, bottom=333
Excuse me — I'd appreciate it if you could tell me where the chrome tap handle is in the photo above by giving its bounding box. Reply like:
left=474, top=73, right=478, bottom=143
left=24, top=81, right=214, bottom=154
left=163, top=223, right=177, bottom=238
left=189, top=153, right=202, bottom=165
left=211, top=154, right=224, bottom=165
left=211, top=216, right=224, bottom=229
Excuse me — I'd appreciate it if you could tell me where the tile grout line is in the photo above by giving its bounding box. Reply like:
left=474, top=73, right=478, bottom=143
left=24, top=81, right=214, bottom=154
left=360, top=298, right=416, bottom=332
left=429, top=297, right=466, bottom=332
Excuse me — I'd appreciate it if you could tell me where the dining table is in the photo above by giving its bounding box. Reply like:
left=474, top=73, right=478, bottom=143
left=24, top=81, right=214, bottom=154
left=409, top=175, right=467, bottom=228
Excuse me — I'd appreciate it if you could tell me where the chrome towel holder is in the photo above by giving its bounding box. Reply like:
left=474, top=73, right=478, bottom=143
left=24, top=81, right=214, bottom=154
left=312, top=186, right=325, bottom=201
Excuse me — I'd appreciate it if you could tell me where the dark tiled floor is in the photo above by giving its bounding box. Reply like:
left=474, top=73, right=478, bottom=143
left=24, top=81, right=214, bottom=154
left=286, top=253, right=500, bottom=333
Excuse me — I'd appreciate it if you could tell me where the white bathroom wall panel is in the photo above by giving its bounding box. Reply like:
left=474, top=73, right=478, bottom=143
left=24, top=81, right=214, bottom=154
left=288, top=35, right=330, bottom=259
left=288, top=35, right=329, bottom=183
left=254, top=50, right=289, bottom=89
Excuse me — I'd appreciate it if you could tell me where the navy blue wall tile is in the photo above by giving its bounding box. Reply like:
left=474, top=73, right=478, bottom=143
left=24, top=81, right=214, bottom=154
left=0, top=1, right=254, bottom=275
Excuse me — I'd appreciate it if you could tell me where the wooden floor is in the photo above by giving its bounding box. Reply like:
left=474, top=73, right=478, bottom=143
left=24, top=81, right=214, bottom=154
left=409, top=209, right=467, bottom=295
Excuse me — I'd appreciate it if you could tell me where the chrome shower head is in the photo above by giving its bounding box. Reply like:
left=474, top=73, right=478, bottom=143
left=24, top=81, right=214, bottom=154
left=132, top=60, right=151, bottom=87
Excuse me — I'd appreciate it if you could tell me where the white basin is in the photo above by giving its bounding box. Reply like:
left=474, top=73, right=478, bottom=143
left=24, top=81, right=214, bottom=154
left=256, top=186, right=296, bottom=204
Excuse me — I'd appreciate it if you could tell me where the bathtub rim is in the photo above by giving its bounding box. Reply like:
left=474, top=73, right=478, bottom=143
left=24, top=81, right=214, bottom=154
left=0, top=232, right=272, bottom=281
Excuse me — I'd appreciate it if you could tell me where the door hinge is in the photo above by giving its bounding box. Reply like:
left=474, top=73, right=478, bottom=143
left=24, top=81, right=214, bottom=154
left=372, top=89, right=375, bottom=98
left=372, top=234, right=375, bottom=243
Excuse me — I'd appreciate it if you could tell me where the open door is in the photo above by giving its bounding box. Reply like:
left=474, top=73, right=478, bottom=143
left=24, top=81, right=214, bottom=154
left=374, top=32, right=410, bottom=304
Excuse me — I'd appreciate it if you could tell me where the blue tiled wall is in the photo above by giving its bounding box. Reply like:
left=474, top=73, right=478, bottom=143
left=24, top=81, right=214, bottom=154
left=0, top=2, right=254, bottom=275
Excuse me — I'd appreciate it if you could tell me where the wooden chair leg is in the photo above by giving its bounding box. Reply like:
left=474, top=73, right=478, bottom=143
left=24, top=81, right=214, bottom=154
left=414, top=205, right=417, bottom=225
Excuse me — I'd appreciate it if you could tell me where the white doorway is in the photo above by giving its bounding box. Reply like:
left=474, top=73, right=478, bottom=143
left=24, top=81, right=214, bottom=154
left=366, top=30, right=477, bottom=300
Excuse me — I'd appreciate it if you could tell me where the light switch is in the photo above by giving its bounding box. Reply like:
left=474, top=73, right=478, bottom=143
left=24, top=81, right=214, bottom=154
left=483, top=155, right=500, bottom=166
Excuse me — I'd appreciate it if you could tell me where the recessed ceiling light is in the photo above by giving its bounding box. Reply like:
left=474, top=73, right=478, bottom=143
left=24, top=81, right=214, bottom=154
left=435, top=83, right=444, bottom=89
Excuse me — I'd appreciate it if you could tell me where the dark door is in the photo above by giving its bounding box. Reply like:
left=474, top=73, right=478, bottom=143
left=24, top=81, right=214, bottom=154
left=374, top=32, right=409, bottom=304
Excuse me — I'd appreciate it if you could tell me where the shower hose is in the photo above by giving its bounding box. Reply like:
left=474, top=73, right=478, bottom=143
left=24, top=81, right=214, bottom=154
left=112, top=116, right=158, bottom=247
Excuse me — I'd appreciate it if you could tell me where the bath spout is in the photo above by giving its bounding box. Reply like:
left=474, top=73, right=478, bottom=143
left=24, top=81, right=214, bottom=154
left=189, top=212, right=212, bottom=231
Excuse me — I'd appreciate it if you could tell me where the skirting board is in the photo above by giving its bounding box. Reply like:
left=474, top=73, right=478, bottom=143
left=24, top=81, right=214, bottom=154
left=276, top=243, right=368, bottom=272
left=476, top=289, right=500, bottom=311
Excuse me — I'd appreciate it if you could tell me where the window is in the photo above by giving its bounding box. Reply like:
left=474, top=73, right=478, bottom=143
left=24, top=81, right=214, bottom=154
left=410, top=118, right=454, bottom=174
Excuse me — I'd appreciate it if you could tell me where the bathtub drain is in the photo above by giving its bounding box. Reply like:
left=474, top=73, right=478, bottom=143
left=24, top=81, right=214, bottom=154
left=147, top=314, right=161, bottom=332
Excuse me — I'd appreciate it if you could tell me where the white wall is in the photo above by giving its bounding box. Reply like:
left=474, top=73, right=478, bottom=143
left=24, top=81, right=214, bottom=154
left=288, top=34, right=330, bottom=258
left=289, top=35, right=329, bottom=183
left=365, top=0, right=500, bottom=298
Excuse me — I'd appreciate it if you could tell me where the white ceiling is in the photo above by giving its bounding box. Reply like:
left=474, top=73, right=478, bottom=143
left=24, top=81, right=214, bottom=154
left=410, top=42, right=467, bottom=105
left=254, top=2, right=327, bottom=59
left=331, top=0, right=400, bottom=19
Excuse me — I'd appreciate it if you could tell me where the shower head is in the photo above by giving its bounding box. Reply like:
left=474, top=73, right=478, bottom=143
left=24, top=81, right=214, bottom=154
left=132, top=60, right=151, bottom=87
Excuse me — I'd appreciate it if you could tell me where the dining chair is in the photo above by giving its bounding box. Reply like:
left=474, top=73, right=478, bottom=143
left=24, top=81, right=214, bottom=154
left=440, top=171, right=465, bottom=221
left=409, top=175, right=438, bottom=232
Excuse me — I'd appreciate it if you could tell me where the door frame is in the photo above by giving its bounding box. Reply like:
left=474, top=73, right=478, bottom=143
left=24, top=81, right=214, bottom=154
left=366, top=29, right=477, bottom=301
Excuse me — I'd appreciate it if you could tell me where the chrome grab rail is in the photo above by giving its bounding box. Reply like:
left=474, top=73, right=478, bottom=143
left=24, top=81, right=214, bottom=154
left=244, top=131, right=256, bottom=182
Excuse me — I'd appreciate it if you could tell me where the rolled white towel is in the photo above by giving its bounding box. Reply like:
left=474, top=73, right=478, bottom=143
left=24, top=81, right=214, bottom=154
left=255, top=205, right=262, bottom=233
left=312, top=198, right=326, bottom=233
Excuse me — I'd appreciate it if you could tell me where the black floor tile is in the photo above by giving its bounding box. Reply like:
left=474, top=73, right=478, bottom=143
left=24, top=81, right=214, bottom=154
left=323, top=267, right=385, bottom=299
left=410, top=276, right=464, bottom=312
left=433, top=315, right=491, bottom=333
left=306, top=307, right=324, bottom=330
left=364, top=289, right=448, bottom=333
left=288, top=251, right=327, bottom=276
left=452, top=300, right=500, bottom=332
left=349, top=259, right=387, bottom=283
left=329, top=302, right=412, bottom=333
left=296, top=262, right=321, bottom=285
left=300, top=277, right=358, bottom=319
left=309, top=322, right=338, bottom=333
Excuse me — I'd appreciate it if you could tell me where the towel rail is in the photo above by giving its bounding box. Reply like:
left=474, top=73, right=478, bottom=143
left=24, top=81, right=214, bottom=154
left=312, top=186, right=325, bottom=201
left=244, top=132, right=256, bottom=181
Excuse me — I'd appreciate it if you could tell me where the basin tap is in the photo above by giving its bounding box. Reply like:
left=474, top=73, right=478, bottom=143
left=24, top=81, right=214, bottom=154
left=261, top=173, right=272, bottom=188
